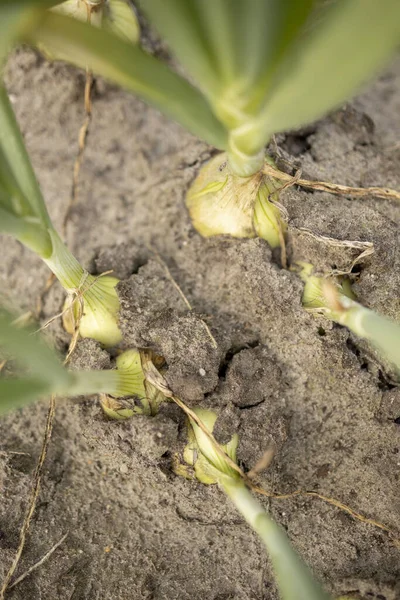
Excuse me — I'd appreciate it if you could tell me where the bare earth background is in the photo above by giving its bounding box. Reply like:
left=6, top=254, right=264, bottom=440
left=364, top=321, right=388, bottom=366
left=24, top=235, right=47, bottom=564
left=0, top=43, right=399, bottom=600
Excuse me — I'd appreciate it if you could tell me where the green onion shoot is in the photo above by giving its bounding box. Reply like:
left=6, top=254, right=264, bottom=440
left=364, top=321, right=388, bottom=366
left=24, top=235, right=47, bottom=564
left=300, top=263, right=400, bottom=372
left=181, top=407, right=331, bottom=600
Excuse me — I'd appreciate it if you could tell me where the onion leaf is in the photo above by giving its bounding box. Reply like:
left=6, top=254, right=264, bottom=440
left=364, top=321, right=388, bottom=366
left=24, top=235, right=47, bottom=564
left=0, top=86, right=52, bottom=226
left=0, top=309, right=71, bottom=391
left=246, top=0, right=400, bottom=154
left=27, top=12, right=229, bottom=149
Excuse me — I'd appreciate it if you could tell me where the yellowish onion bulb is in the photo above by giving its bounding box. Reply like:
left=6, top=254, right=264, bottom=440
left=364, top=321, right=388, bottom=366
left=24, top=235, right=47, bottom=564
left=99, top=350, right=168, bottom=418
left=63, top=274, right=122, bottom=347
left=103, top=0, right=140, bottom=44
left=186, top=152, right=286, bottom=248
left=182, top=408, right=239, bottom=485
left=100, top=394, right=137, bottom=419
left=48, top=0, right=139, bottom=50
left=51, top=0, right=104, bottom=28
left=253, top=178, right=286, bottom=249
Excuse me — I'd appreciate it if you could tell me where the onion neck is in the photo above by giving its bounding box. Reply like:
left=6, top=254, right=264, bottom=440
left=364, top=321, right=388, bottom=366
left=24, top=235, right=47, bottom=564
left=227, top=126, right=266, bottom=177
left=42, top=228, right=86, bottom=291
left=227, top=146, right=265, bottom=177
left=42, top=228, right=122, bottom=346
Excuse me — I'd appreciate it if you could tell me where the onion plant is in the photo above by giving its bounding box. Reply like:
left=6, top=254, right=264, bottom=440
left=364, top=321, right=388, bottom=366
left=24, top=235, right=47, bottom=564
left=0, top=2, right=138, bottom=346
left=0, top=6, right=119, bottom=347
left=21, top=0, right=400, bottom=249
left=0, top=84, right=122, bottom=345
left=182, top=407, right=331, bottom=600
left=300, top=264, right=400, bottom=373
left=0, top=309, right=160, bottom=414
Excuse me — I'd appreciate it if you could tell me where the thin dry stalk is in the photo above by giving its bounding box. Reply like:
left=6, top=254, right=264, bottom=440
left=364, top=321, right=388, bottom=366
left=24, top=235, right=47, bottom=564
left=64, top=296, right=84, bottom=363
left=0, top=303, right=83, bottom=597
left=294, top=228, right=375, bottom=275
left=147, top=246, right=218, bottom=349
left=8, top=532, right=68, bottom=591
left=305, top=491, right=398, bottom=539
left=263, top=174, right=295, bottom=268
left=0, top=395, right=56, bottom=600
left=262, top=163, right=400, bottom=202
left=62, top=0, right=100, bottom=237
left=251, top=485, right=399, bottom=546
left=247, top=445, right=276, bottom=479
left=62, top=68, right=94, bottom=237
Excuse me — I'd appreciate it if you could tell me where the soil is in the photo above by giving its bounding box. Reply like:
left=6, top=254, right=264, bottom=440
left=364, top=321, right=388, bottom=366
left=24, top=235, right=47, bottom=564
left=0, top=40, right=400, bottom=600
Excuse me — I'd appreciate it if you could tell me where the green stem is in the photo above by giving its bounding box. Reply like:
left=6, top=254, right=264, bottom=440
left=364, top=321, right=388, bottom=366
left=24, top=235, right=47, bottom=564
left=69, top=367, right=143, bottom=398
left=222, top=478, right=330, bottom=600
left=42, top=228, right=121, bottom=346
left=69, top=369, right=120, bottom=396
left=0, top=206, right=52, bottom=257
left=227, top=122, right=266, bottom=177
left=334, top=300, right=400, bottom=371
left=227, top=146, right=265, bottom=177
left=0, top=85, right=52, bottom=227
left=42, top=228, right=87, bottom=290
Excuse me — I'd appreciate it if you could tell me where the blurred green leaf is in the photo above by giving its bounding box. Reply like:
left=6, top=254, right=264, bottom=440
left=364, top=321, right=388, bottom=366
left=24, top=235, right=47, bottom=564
left=0, top=310, right=162, bottom=414
left=48, top=0, right=139, bottom=60
left=27, top=12, right=229, bottom=149
left=0, top=206, right=52, bottom=255
left=0, top=378, right=51, bottom=414
left=346, top=306, right=400, bottom=372
left=0, top=85, right=52, bottom=226
left=246, top=0, right=400, bottom=154
left=0, top=309, right=71, bottom=390
left=0, top=144, right=27, bottom=210
left=139, top=0, right=223, bottom=96
left=0, top=0, right=57, bottom=65
left=141, top=1, right=316, bottom=124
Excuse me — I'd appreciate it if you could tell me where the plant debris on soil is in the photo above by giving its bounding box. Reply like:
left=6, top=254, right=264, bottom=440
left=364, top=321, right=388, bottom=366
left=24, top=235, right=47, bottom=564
left=0, top=48, right=399, bottom=600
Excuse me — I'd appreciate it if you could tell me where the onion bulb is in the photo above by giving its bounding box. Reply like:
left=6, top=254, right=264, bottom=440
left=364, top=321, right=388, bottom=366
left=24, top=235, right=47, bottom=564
left=186, top=153, right=286, bottom=249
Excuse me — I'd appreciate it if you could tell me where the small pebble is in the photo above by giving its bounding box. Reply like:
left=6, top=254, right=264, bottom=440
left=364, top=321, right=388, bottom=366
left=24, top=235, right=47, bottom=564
left=120, top=464, right=128, bottom=474
left=199, top=368, right=206, bottom=377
